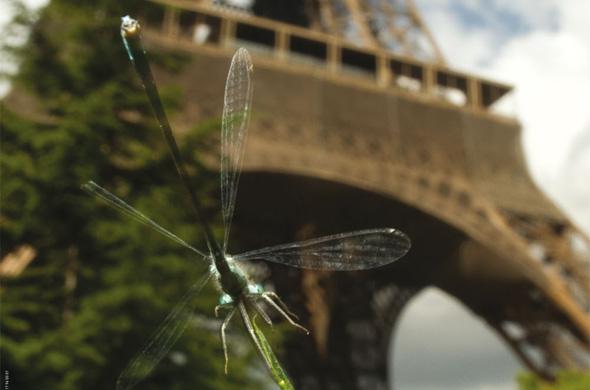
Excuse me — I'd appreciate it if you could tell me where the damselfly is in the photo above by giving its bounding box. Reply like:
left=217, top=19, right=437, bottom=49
left=84, top=16, right=410, bottom=390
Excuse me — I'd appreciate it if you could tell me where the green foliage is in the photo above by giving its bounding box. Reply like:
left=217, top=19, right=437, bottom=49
left=1, top=1, right=264, bottom=389
left=518, top=371, right=590, bottom=390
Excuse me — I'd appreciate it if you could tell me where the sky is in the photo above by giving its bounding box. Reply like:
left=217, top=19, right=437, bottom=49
left=1, top=1, right=589, bottom=389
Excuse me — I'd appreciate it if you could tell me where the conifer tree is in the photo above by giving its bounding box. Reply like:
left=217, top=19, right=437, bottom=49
left=1, top=1, right=261, bottom=388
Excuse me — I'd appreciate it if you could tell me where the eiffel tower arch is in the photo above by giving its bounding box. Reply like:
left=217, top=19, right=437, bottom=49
left=135, top=0, right=589, bottom=387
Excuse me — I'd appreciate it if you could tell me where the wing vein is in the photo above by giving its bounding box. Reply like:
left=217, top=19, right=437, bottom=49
left=221, top=48, right=253, bottom=251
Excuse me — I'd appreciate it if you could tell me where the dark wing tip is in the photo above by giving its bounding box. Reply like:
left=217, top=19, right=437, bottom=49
left=384, top=227, right=412, bottom=259
left=233, top=47, right=253, bottom=73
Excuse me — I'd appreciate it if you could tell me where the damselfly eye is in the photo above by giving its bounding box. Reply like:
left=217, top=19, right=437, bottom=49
left=247, top=283, right=263, bottom=295
left=219, top=293, right=233, bottom=305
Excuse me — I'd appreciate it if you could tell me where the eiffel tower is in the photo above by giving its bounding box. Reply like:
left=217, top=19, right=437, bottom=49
left=132, top=0, right=589, bottom=387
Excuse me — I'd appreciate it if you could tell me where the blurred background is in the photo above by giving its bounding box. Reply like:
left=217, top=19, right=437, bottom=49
left=1, top=1, right=589, bottom=389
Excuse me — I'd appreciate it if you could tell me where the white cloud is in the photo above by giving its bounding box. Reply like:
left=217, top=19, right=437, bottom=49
left=0, top=0, right=49, bottom=97
left=488, top=2, right=590, bottom=234
left=226, top=0, right=253, bottom=8
left=420, top=8, right=499, bottom=69
left=559, top=0, right=590, bottom=37
left=493, top=30, right=590, bottom=160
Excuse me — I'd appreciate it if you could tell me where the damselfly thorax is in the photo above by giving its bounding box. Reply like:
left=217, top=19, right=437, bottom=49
left=211, top=254, right=250, bottom=300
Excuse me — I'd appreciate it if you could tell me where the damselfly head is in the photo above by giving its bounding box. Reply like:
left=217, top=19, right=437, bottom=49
left=121, top=15, right=141, bottom=38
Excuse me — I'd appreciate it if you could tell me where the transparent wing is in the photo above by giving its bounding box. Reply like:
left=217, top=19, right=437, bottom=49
left=233, top=228, right=410, bottom=271
left=116, top=271, right=213, bottom=390
left=82, top=181, right=208, bottom=260
left=221, top=48, right=253, bottom=252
